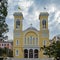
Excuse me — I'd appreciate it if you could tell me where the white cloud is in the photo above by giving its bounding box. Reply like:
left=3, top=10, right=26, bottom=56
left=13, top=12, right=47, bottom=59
left=55, top=11, right=60, bottom=22
left=7, top=0, right=60, bottom=40
left=48, top=5, right=56, bottom=13
left=18, top=0, right=33, bottom=8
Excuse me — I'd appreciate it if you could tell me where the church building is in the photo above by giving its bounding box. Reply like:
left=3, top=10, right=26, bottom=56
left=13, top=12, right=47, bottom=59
left=13, top=11, right=49, bottom=59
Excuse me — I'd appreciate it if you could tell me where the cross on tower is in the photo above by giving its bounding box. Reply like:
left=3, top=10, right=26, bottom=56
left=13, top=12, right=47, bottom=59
left=18, top=6, right=22, bottom=12
left=44, top=7, right=47, bottom=12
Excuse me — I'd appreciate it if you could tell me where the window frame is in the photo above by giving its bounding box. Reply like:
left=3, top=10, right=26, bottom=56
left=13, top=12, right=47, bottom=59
left=43, top=40, right=47, bottom=46
left=16, top=19, right=20, bottom=29
left=16, top=40, right=19, bottom=45
left=15, top=49, right=19, bottom=56
left=42, top=20, right=46, bottom=28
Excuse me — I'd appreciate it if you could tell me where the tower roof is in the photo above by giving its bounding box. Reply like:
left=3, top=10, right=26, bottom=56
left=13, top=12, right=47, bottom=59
left=13, top=12, right=23, bottom=16
left=39, top=12, right=49, bottom=19
left=39, top=12, right=49, bottom=16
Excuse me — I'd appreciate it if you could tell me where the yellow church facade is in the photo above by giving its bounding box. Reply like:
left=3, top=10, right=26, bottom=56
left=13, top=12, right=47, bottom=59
left=13, top=11, right=49, bottom=59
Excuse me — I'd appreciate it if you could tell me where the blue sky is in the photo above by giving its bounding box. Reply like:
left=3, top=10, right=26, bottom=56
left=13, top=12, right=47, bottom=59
left=6, top=0, right=60, bottom=40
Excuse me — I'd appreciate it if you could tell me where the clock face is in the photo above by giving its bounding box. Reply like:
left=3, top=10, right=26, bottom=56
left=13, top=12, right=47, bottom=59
left=16, top=19, right=20, bottom=29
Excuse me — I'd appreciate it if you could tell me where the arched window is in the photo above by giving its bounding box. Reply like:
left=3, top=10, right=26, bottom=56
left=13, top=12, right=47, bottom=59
left=42, top=20, right=46, bottom=28
left=34, top=49, right=38, bottom=58
left=36, top=38, right=38, bottom=45
left=30, top=36, right=32, bottom=40
left=16, top=19, right=20, bottom=28
left=29, top=49, right=33, bottom=58
left=24, top=37, right=28, bottom=45
left=33, top=37, right=35, bottom=44
left=15, top=50, right=19, bottom=56
left=28, top=37, right=29, bottom=44
left=30, top=36, right=32, bottom=44
left=16, top=40, right=19, bottom=45
left=24, top=49, right=28, bottom=58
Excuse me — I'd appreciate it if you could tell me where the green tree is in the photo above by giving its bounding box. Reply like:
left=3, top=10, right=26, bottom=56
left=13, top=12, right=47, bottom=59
left=4, top=47, right=13, bottom=57
left=8, top=49, right=13, bottom=57
left=0, top=48, right=3, bottom=56
left=42, top=41, right=60, bottom=60
left=0, top=47, right=13, bottom=57
left=0, top=0, right=8, bottom=40
left=0, top=0, right=8, bottom=17
left=3, top=47, right=8, bottom=56
left=0, top=47, right=7, bottom=57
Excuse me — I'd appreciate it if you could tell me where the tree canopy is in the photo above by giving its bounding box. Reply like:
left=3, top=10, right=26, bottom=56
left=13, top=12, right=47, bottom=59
left=0, top=47, right=13, bottom=57
left=42, top=41, right=60, bottom=60
left=0, top=0, right=8, bottom=40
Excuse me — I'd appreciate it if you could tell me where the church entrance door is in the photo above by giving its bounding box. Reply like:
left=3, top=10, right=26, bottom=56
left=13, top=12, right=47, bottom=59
left=29, top=49, right=33, bottom=58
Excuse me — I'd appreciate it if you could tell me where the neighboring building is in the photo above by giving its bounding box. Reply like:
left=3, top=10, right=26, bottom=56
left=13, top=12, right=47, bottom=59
left=0, top=41, right=12, bottom=50
left=51, top=34, right=60, bottom=43
left=13, top=11, right=49, bottom=59
left=0, top=37, right=3, bottom=42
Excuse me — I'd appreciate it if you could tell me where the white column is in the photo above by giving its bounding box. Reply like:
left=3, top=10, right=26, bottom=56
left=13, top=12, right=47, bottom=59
left=24, top=37, right=26, bottom=45
left=28, top=49, right=29, bottom=58
left=32, top=37, right=33, bottom=45
left=35, top=38, right=36, bottom=45
left=33, top=49, right=34, bottom=58
left=38, top=37, right=39, bottom=46
left=29, top=37, right=30, bottom=45
left=26, top=38, right=27, bottom=45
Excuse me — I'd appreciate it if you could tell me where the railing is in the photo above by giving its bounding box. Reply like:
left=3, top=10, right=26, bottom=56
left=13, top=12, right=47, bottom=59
left=7, top=58, right=54, bottom=60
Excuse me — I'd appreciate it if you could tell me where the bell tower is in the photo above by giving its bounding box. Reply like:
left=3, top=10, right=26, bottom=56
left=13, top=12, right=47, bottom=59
left=13, top=12, right=23, bottom=57
left=14, top=12, right=23, bottom=31
left=39, top=12, right=49, bottom=30
left=39, top=12, right=49, bottom=48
